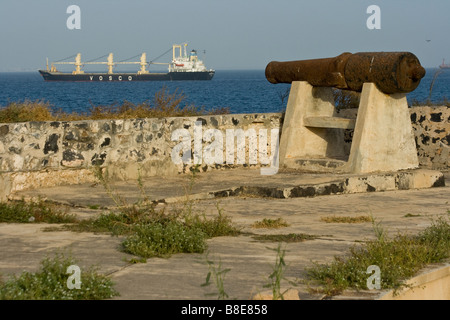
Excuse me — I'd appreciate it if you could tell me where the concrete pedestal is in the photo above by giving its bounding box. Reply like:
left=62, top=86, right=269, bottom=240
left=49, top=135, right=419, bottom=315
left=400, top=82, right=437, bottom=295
left=343, top=83, right=419, bottom=173
left=279, top=81, right=420, bottom=174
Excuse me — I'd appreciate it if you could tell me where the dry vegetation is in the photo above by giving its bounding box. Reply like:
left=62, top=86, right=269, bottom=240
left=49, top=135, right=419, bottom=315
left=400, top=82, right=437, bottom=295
left=320, top=215, right=372, bottom=224
left=0, top=87, right=229, bottom=123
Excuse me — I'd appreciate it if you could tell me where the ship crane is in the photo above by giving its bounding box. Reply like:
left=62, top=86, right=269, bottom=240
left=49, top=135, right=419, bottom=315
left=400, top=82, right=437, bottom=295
left=48, top=53, right=85, bottom=74
left=48, top=52, right=171, bottom=74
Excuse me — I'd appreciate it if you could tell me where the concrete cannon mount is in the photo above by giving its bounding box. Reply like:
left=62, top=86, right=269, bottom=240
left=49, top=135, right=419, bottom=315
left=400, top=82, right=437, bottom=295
left=1, top=167, right=448, bottom=300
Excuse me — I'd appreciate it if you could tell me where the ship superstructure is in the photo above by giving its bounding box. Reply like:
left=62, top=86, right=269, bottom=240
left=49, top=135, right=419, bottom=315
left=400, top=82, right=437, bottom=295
left=439, top=59, right=450, bottom=69
left=39, top=43, right=215, bottom=81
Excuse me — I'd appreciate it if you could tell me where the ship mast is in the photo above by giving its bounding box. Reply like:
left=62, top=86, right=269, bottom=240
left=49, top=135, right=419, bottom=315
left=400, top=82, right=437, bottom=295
left=138, top=53, right=149, bottom=74
left=74, top=53, right=84, bottom=74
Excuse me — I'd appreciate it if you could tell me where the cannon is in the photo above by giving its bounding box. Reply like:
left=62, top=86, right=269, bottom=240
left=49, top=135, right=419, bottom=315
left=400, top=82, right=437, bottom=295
left=265, top=52, right=426, bottom=94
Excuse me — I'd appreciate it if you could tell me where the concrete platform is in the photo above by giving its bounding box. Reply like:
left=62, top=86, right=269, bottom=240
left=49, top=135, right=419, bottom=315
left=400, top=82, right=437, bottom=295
left=10, top=168, right=445, bottom=207
left=0, top=168, right=448, bottom=300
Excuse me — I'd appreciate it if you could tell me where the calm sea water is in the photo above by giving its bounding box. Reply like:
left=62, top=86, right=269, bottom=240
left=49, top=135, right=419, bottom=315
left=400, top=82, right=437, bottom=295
left=0, top=69, right=448, bottom=115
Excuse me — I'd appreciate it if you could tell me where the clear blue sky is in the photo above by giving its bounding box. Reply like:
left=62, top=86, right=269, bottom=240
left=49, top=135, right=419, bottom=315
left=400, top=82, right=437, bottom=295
left=0, top=0, right=448, bottom=71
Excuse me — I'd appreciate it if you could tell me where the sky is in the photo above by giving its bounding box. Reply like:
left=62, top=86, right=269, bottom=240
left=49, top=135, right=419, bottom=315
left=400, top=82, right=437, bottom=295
left=0, top=0, right=449, bottom=71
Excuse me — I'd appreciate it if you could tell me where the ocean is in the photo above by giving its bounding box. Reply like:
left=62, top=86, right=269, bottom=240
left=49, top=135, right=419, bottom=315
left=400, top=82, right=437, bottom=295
left=0, top=69, right=448, bottom=115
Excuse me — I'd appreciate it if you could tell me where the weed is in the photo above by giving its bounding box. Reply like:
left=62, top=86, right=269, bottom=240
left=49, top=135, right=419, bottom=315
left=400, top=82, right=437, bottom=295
left=263, top=243, right=294, bottom=300
left=252, top=218, right=289, bottom=229
left=184, top=203, right=241, bottom=238
left=122, top=221, right=207, bottom=258
left=201, top=252, right=231, bottom=300
left=0, top=253, right=118, bottom=300
left=416, top=216, right=450, bottom=262
left=67, top=211, right=140, bottom=235
left=92, top=166, right=128, bottom=209
left=370, top=215, right=386, bottom=242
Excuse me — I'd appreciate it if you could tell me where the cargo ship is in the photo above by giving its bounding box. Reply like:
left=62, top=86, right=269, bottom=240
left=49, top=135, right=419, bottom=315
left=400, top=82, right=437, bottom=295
left=439, top=59, right=450, bottom=69
left=39, top=43, right=215, bottom=81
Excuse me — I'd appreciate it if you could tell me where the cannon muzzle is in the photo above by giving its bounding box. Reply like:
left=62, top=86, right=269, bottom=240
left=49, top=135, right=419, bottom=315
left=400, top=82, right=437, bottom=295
left=265, top=52, right=426, bottom=94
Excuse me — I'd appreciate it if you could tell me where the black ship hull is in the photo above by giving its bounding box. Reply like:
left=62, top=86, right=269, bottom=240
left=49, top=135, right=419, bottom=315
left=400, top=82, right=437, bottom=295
left=38, top=70, right=215, bottom=81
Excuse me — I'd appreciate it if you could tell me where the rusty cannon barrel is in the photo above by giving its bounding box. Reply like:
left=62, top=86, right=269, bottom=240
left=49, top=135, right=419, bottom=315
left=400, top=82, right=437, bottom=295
left=265, top=52, right=426, bottom=94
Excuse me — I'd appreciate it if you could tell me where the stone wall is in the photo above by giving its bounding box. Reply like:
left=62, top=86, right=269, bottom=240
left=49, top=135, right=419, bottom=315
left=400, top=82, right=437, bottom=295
left=0, top=106, right=448, bottom=199
left=0, top=113, right=281, bottom=199
left=410, top=106, right=449, bottom=170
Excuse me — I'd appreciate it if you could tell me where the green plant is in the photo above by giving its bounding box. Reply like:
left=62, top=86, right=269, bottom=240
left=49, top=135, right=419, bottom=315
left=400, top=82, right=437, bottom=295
left=370, top=215, right=386, bottom=242
left=184, top=202, right=240, bottom=238
left=416, top=216, right=450, bottom=262
left=92, top=166, right=128, bottom=209
left=263, top=243, right=293, bottom=300
left=0, top=253, right=118, bottom=300
left=201, top=252, right=231, bottom=300
left=121, top=221, right=207, bottom=258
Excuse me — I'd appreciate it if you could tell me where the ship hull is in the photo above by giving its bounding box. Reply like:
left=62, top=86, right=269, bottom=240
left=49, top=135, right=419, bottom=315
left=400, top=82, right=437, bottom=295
left=38, top=70, right=215, bottom=81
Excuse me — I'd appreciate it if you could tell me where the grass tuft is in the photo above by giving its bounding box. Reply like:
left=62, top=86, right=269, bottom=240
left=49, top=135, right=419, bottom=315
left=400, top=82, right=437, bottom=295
left=0, top=200, right=77, bottom=224
left=252, top=218, right=289, bottom=229
left=320, top=215, right=372, bottom=224
left=252, top=233, right=318, bottom=243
